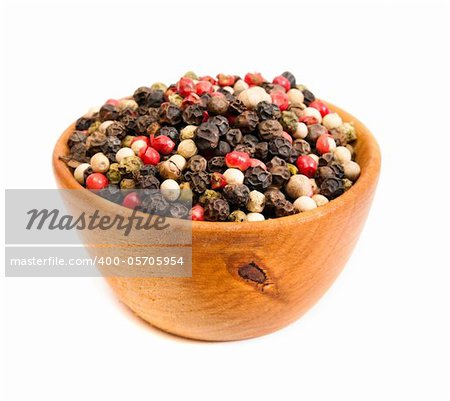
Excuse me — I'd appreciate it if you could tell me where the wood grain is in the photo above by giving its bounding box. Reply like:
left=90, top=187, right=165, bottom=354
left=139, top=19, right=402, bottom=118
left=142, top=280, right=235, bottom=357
left=52, top=101, right=381, bottom=341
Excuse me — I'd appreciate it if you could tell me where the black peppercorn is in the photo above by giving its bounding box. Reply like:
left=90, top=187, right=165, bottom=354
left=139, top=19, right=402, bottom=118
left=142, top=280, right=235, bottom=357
left=268, top=137, right=293, bottom=161
left=105, top=121, right=127, bottom=139
left=281, top=71, right=296, bottom=88
left=158, top=126, right=180, bottom=144
left=186, top=155, right=207, bottom=172
left=195, top=122, right=220, bottom=150
left=75, top=116, right=93, bottom=131
left=136, top=174, right=160, bottom=189
left=182, top=104, right=204, bottom=125
left=258, top=119, right=283, bottom=141
left=99, top=184, right=123, bottom=204
left=225, top=128, right=243, bottom=147
left=159, top=102, right=182, bottom=125
left=207, top=96, right=229, bottom=115
left=274, top=199, right=296, bottom=217
left=184, top=170, right=211, bottom=194
left=270, top=165, right=291, bottom=188
left=261, top=82, right=275, bottom=93
left=68, top=131, right=87, bottom=147
left=318, top=152, right=334, bottom=167
left=234, top=143, right=255, bottom=156
left=147, top=89, right=165, bottom=107
left=210, top=115, right=229, bottom=137
left=213, top=141, right=231, bottom=157
left=141, top=192, right=170, bottom=216
left=254, top=142, right=269, bottom=161
left=244, top=166, right=272, bottom=191
left=234, top=111, right=259, bottom=133
left=243, top=134, right=259, bottom=146
left=320, top=177, right=344, bottom=199
left=264, top=187, right=286, bottom=209
left=133, top=86, right=152, bottom=106
left=292, top=139, right=311, bottom=156
left=168, top=203, right=189, bottom=219
left=204, top=198, right=230, bottom=222
left=287, top=148, right=300, bottom=165
left=85, top=132, right=107, bottom=153
left=318, top=166, right=335, bottom=182
left=68, top=142, right=88, bottom=163
left=228, top=98, right=246, bottom=115
left=328, top=162, right=345, bottom=179
left=302, top=89, right=316, bottom=106
left=266, top=156, right=286, bottom=170
left=223, top=184, right=250, bottom=207
left=207, top=156, right=226, bottom=173
left=119, top=113, right=138, bottom=134
left=256, top=101, right=281, bottom=121
left=99, top=104, right=119, bottom=122
left=138, top=164, right=158, bottom=176
left=135, top=115, right=156, bottom=134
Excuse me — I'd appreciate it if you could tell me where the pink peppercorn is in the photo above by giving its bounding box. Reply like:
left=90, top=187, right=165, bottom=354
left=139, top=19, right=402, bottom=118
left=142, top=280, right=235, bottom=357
left=299, top=115, right=319, bottom=125
left=105, top=98, right=119, bottom=106
left=139, top=146, right=160, bottom=165
left=217, top=74, right=235, bottom=87
left=296, top=155, right=318, bottom=178
left=181, top=93, right=202, bottom=108
left=151, top=135, right=175, bottom=155
left=86, top=173, right=109, bottom=190
left=177, top=77, right=195, bottom=97
left=316, top=134, right=331, bottom=155
left=211, top=172, right=227, bottom=189
left=309, top=100, right=330, bottom=117
left=190, top=204, right=205, bottom=221
left=199, top=75, right=217, bottom=85
left=272, top=75, right=291, bottom=91
left=244, top=72, right=265, bottom=86
left=225, top=151, right=251, bottom=171
left=271, top=91, right=289, bottom=111
left=196, top=81, right=214, bottom=95
left=122, top=192, right=141, bottom=209
left=281, top=131, right=293, bottom=143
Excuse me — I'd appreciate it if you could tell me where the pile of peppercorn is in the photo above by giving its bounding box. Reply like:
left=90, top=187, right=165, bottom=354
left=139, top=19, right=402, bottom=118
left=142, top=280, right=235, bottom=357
left=61, top=71, right=361, bottom=222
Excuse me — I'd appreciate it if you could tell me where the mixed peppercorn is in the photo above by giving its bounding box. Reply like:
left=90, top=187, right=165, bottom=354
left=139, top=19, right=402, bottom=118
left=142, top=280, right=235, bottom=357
left=61, top=71, right=361, bottom=222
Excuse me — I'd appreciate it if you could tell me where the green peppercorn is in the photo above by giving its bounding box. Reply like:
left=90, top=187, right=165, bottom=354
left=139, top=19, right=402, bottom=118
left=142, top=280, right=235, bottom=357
left=184, top=71, right=198, bottom=80
left=279, top=111, right=298, bottom=134
left=287, top=163, right=298, bottom=175
left=151, top=82, right=168, bottom=91
left=106, top=163, right=122, bottom=184
left=168, top=93, right=183, bottom=107
left=227, top=210, right=247, bottom=222
left=120, top=178, right=136, bottom=189
left=199, top=189, right=222, bottom=205
left=87, top=121, right=102, bottom=135
left=119, top=156, right=143, bottom=175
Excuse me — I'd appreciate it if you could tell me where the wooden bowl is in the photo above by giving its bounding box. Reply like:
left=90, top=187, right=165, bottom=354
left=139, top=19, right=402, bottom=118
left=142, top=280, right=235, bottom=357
left=53, top=102, right=381, bottom=341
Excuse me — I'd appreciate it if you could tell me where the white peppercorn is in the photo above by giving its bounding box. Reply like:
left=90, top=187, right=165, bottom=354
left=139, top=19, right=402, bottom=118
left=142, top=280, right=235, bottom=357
left=334, top=146, right=352, bottom=164
left=74, top=163, right=91, bottom=184
left=90, top=153, right=110, bottom=173
left=287, top=88, right=304, bottom=106
left=322, top=112, right=343, bottom=130
left=233, top=79, right=249, bottom=94
left=238, top=86, right=271, bottom=109
left=180, top=125, right=197, bottom=140
left=302, top=107, right=322, bottom=123
left=247, top=190, right=266, bottom=213
left=308, top=153, right=320, bottom=164
left=98, top=120, right=114, bottom=134
left=310, top=178, right=319, bottom=194
left=131, top=138, right=148, bottom=155
left=117, top=98, right=138, bottom=111
left=294, top=196, right=317, bottom=212
left=177, top=139, right=198, bottom=159
left=247, top=212, right=265, bottom=222
left=223, top=168, right=244, bottom=185
left=293, top=122, right=308, bottom=139
left=116, top=147, right=134, bottom=163
left=160, top=179, right=181, bottom=202
left=285, top=174, right=312, bottom=199
left=222, top=86, right=234, bottom=94
left=312, top=194, right=329, bottom=207
left=343, top=160, right=361, bottom=181
left=168, top=154, right=187, bottom=171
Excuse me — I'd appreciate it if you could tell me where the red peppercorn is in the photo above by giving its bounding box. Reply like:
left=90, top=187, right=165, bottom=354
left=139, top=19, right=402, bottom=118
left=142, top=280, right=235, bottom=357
left=271, top=90, right=289, bottom=111
left=281, top=131, right=293, bottom=143
left=202, top=110, right=209, bottom=122
left=151, top=135, right=175, bottom=155
left=296, top=155, right=318, bottom=178
left=86, top=173, right=109, bottom=189
left=139, top=146, right=160, bottom=165
left=196, top=81, right=214, bottom=95
left=316, top=134, right=331, bottom=155
left=131, top=135, right=150, bottom=146
left=177, top=77, right=195, bottom=97
left=190, top=204, right=205, bottom=221
left=122, top=192, right=141, bottom=209
left=250, top=158, right=267, bottom=170
left=181, top=92, right=202, bottom=109
left=272, top=75, right=291, bottom=91
left=199, top=75, right=217, bottom=85
left=105, top=98, right=119, bottom=106
left=299, top=115, right=319, bottom=125
left=211, top=172, right=227, bottom=189
left=216, top=73, right=235, bottom=87
left=225, top=151, right=251, bottom=171
left=244, top=72, right=265, bottom=86
left=309, top=100, right=330, bottom=117
left=210, top=91, right=225, bottom=98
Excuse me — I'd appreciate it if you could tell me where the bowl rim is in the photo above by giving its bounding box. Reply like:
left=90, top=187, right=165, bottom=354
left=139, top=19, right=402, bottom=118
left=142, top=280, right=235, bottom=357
left=52, top=100, right=381, bottom=234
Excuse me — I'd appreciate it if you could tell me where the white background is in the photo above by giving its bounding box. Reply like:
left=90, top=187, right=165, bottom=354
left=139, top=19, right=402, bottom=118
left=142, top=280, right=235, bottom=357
left=1, top=1, right=449, bottom=400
